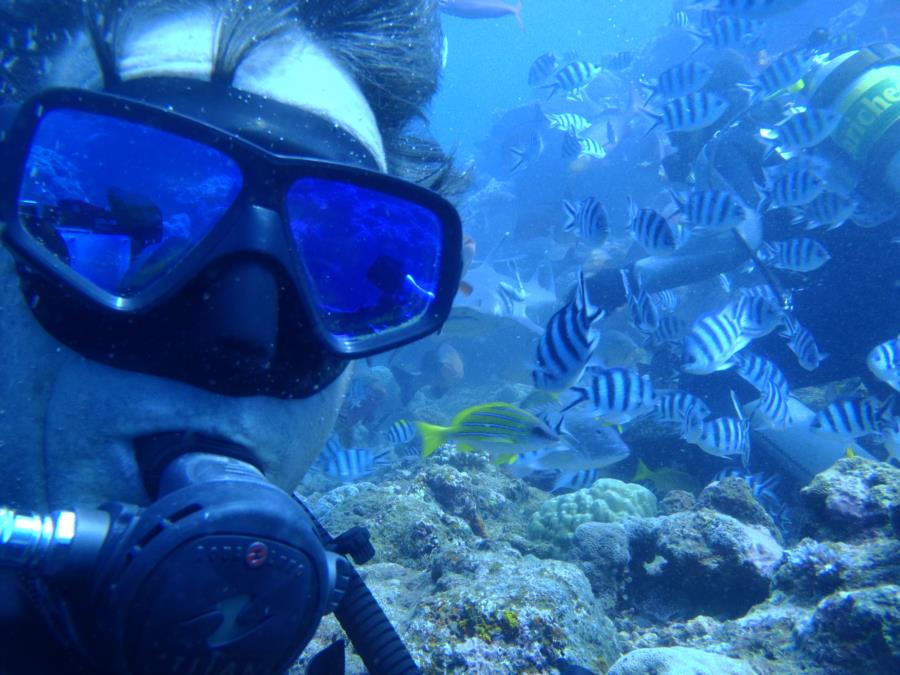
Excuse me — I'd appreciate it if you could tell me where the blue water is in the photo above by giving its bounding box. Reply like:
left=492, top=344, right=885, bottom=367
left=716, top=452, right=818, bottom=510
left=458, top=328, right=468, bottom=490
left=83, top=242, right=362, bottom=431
left=431, top=0, right=671, bottom=158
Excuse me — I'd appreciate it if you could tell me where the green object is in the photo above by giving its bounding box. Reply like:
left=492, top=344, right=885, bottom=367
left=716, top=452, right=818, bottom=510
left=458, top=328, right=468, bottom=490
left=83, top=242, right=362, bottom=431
left=529, top=478, right=657, bottom=546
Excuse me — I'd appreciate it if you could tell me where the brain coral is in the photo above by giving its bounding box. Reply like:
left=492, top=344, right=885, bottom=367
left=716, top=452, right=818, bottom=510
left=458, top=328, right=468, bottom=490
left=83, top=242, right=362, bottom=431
left=529, top=478, right=657, bottom=546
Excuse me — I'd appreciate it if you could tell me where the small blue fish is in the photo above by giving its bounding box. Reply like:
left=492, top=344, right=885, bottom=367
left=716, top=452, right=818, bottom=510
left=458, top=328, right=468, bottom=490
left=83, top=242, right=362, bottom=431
left=758, top=237, right=831, bottom=272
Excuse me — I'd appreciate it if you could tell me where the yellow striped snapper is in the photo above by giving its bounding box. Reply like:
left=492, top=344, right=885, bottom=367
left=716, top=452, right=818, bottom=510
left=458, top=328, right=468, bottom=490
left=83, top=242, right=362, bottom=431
left=416, top=402, right=560, bottom=461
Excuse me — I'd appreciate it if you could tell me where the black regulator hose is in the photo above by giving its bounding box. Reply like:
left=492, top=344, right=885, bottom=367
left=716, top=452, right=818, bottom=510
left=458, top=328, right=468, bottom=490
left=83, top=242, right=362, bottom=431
left=333, top=569, right=420, bottom=675
left=290, top=493, right=421, bottom=675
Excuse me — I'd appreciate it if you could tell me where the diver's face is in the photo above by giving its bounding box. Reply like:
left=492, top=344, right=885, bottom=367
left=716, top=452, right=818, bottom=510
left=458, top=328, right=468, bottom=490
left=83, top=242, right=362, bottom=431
left=0, top=16, right=388, bottom=511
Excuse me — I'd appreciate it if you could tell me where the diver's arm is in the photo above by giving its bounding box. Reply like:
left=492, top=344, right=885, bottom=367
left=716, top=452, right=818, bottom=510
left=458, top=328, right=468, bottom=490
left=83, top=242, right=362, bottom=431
left=587, top=217, right=763, bottom=307
left=634, top=217, right=763, bottom=293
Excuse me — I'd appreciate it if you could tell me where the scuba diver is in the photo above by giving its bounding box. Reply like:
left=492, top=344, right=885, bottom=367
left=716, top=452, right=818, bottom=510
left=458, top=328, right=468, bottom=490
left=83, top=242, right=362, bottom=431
left=0, top=1, right=461, bottom=674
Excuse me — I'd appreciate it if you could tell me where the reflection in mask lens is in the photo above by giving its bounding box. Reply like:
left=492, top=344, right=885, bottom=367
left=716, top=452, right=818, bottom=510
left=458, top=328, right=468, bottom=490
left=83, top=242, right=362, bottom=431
left=17, top=109, right=243, bottom=296
left=285, top=178, right=443, bottom=346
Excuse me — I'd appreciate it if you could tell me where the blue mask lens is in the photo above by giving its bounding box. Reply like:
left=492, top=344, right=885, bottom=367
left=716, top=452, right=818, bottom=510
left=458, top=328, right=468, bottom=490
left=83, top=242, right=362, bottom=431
left=285, top=178, right=443, bottom=347
left=17, top=109, right=243, bottom=296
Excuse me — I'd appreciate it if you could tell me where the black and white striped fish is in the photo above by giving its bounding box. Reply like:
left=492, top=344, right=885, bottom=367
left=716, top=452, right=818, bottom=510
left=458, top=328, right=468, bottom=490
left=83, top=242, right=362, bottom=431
left=562, top=197, right=609, bottom=243
left=731, top=350, right=789, bottom=393
left=621, top=270, right=660, bottom=334
left=385, top=418, right=418, bottom=445
left=759, top=107, right=842, bottom=156
left=731, top=293, right=785, bottom=338
left=670, top=9, right=691, bottom=28
left=547, top=60, right=603, bottom=99
left=646, top=91, right=730, bottom=134
left=682, top=308, right=750, bottom=374
left=562, top=367, right=656, bottom=426
left=743, top=49, right=822, bottom=99
left=604, top=51, right=635, bottom=71
left=867, top=335, right=900, bottom=393
left=798, top=192, right=856, bottom=230
left=577, top=136, right=609, bottom=159
left=683, top=391, right=750, bottom=465
left=810, top=397, right=888, bottom=439
left=674, top=189, right=746, bottom=232
left=528, top=51, right=559, bottom=86
left=533, top=271, right=605, bottom=392
left=628, top=198, right=685, bottom=255
left=780, top=316, right=828, bottom=371
left=655, top=389, right=712, bottom=426
left=313, top=434, right=390, bottom=483
left=693, top=16, right=764, bottom=49
left=758, top=237, right=831, bottom=272
left=765, top=169, right=826, bottom=207
left=551, top=468, right=603, bottom=494
left=643, top=61, right=714, bottom=103
left=545, top=112, right=592, bottom=134
left=739, top=284, right=781, bottom=304
left=683, top=415, right=751, bottom=462
left=754, top=380, right=793, bottom=430
left=652, top=289, right=679, bottom=313
left=646, top=314, right=688, bottom=345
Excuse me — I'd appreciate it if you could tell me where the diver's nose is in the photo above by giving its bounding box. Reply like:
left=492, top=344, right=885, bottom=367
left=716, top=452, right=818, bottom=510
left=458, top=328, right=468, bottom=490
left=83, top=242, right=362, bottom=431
left=194, top=257, right=280, bottom=366
left=192, top=205, right=288, bottom=368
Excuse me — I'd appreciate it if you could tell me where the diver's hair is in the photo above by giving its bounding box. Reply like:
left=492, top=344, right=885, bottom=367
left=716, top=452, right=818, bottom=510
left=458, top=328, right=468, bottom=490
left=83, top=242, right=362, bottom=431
left=0, top=0, right=466, bottom=193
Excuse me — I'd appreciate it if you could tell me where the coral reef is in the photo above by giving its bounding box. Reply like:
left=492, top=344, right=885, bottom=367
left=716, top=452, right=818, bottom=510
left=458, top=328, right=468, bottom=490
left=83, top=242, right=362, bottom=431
left=607, top=646, right=757, bottom=674
left=797, top=584, right=900, bottom=672
left=571, top=522, right=631, bottom=610
left=300, top=440, right=900, bottom=674
left=800, top=457, right=900, bottom=539
left=624, top=509, right=784, bottom=620
left=697, top=476, right=782, bottom=541
left=528, top=478, right=657, bottom=548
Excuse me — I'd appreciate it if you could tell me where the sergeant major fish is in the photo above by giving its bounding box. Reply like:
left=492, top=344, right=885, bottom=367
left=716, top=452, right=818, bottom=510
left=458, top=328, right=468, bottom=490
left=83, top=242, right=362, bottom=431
left=780, top=316, right=828, bottom=371
left=645, top=91, right=730, bottom=135
left=867, top=335, right=900, bottom=393
left=563, top=367, right=656, bottom=426
left=682, top=308, right=750, bottom=374
left=758, top=237, right=831, bottom=272
left=533, top=271, right=605, bottom=391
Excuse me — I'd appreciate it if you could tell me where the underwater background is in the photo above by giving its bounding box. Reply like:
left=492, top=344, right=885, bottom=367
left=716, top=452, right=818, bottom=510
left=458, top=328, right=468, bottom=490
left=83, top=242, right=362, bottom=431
left=297, top=1, right=900, bottom=673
